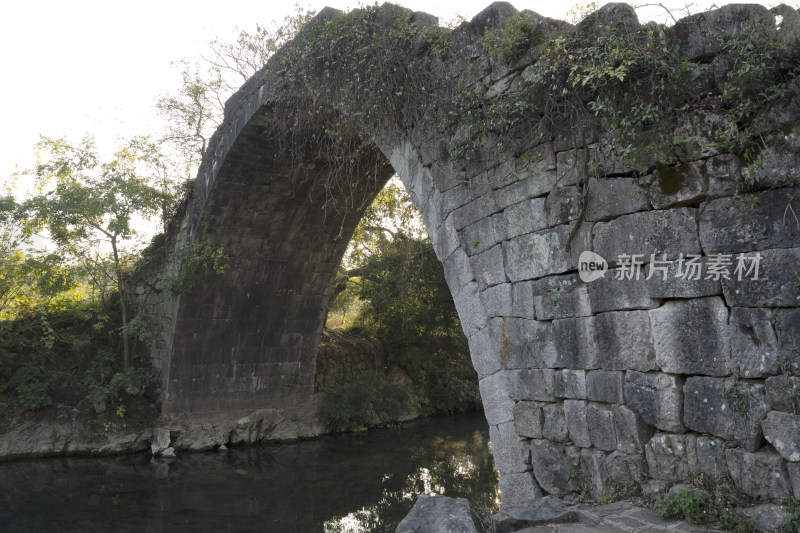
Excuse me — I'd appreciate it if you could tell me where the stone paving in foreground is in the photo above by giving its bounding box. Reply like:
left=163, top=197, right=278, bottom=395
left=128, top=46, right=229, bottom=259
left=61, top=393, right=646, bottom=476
left=517, top=501, right=722, bottom=533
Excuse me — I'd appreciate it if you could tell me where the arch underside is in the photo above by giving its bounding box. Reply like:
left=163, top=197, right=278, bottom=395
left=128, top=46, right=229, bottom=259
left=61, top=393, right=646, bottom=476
left=161, top=105, right=394, bottom=416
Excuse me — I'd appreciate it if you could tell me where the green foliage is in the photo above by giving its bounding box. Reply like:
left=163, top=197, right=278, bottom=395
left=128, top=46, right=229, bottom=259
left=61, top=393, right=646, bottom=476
left=654, top=488, right=709, bottom=524
left=163, top=239, right=230, bottom=297
left=784, top=498, right=800, bottom=532
left=320, top=378, right=419, bottom=431
left=484, top=12, right=539, bottom=63
left=83, top=368, right=145, bottom=406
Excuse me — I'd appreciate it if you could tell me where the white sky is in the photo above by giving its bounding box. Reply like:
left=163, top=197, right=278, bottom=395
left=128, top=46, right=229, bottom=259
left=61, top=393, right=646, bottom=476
left=0, top=0, right=789, bottom=194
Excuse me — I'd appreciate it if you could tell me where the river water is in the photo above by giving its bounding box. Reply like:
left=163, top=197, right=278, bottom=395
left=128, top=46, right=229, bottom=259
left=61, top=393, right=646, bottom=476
left=0, top=413, right=499, bottom=532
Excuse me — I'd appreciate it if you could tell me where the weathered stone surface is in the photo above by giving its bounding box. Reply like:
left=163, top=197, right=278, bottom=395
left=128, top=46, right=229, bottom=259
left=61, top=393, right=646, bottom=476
left=529, top=440, right=580, bottom=495
left=725, top=448, right=792, bottom=500
left=705, top=153, right=740, bottom=199
left=721, top=248, right=800, bottom=308
left=553, top=370, right=586, bottom=401
left=461, top=216, right=501, bottom=256
left=789, top=462, right=800, bottom=500
left=729, top=307, right=780, bottom=378
left=592, top=208, right=701, bottom=261
left=452, top=192, right=498, bottom=230
left=151, top=427, right=171, bottom=455
left=511, top=281, right=536, bottom=320
left=532, top=274, right=591, bottom=320
left=740, top=504, right=791, bottom=532
left=684, top=377, right=770, bottom=452
left=443, top=248, right=475, bottom=298
left=498, top=197, right=548, bottom=240
left=587, top=402, right=617, bottom=452
left=699, top=188, right=800, bottom=253
left=595, top=311, right=658, bottom=372
left=395, top=494, right=482, bottom=533
left=645, top=433, right=698, bottom=482
left=624, top=372, right=685, bottom=433
left=762, top=411, right=800, bottom=462
left=696, top=436, right=728, bottom=481
left=508, top=369, right=556, bottom=402
left=552, top=318, right=599, bottom=370
left=742, top=133, right=800, bottom=187
left=765, top=375, right=800, bottom=414
left=545, top=187, right=582, bottom=227
left=455, top=281, right=488, bottom=336
left=649, top=297, right=731, bottom=376
left=494, top=169, right=556, bottom=210
left=491, top=420, right=532, bottom=474
left=586, top=177, right=650, bottom=222
left=513, top=401, right=543, bottom=438
left=586, top=370, right=625, bottom=404
left=467, top=326, right=503, bottom=379
left=480, top=283, right=513, bottom=318
left=563, top=400, right=591, bottom=448
left=498, top=472, right=543, bottom=509
left=776, top=308, right=800, bottom=374
left=542, top=403, right=569, bottom=443
left=480, top=371, right=514, bottom=426
left=586, top=275, right=659, bottom=314
left=504, top=225, right=573, bottom=281
left=614, top=405, right=655, bottom=455
left=643, top=255, right=722, bottom=299
left=493, top=495, right=577, bottom=533
left=496, top=318, right=558, bottom=370
left=470, top=245, right=507, bottom=290
left=647, top=161, right=707, bottom=210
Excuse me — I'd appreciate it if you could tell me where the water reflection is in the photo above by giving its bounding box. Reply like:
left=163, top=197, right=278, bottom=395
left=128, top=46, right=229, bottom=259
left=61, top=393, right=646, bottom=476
left=0, top=413, right=498, bottom=533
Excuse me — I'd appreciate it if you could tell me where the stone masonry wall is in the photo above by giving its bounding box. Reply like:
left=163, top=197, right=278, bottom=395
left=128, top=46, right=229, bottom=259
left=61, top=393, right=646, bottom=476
left=148, top=1, right=800, bottom=507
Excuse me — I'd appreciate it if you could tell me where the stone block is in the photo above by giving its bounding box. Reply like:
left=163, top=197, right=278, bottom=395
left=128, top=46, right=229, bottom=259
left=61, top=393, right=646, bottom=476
left=594, top=310, right=658, bottom=372
left=592, top=208, right=701, bottom=262
left=498, top=197, right=548, bottom=240
left=432, top=214, right=460, bottom=262
left=469, top=245, right=507, bottom=290
left=454, top=281, right=487, bottom=336
left=649, top=297, right=731, bottom=376
left=696, top=436, right=728, bottom=481
left=467, top=326, right=503, bottom=379
left=586, top=274, right=660, bottom=314
left=553, top=369, right=587, bottom=399
left=552, top=317, right=599, bottom=370
left=725, top=448, right=792, bottom=500
left=452, top=192, right=498, bottom=230
left=490, top=420, right=532, bottom=474
left=585, top=177, right=650, bottom=222
left=443, top=247, right=475, bottom=297
left=624, top=371, right=685, bottom=433
left=556, top=147, right=592, bottom=187
left=765, top=375, right=800, bottom=414
left=513, top=401, right=543, bottom=438
left=742, top=134, right=800, bottom=188
left=721, top=248, right=800, bottom=308
left=532, top=274, right=591, bottom=320
left=587, top=402, right=617, bottom=452
left=495, top=318, right=558, bottom=370
left=498, top=472, right=543, bottom=508
left=580, top=448, right=610, bottom=501
left=729, top=307, right=780, bottom=378
left=441, top=184, right=470, bottom=215
left=777, top=308, right=800, bottom=374
left=511, top=281, right=536, bottom=320
left=699, top=187, right=800, bottom=254
left=507, top=369, right=556, bottom=402
left=480, top=283, right=513, bottom=318
left=683, top=377, right=769, bottom=452
left=586, top=370, right=625, bottom=404
left=542, top=402, right=569, bottom=442
left=645, top=433, right=698, bottom=482
left=643, top=255, right=722, bottom=299
left=503, top=225, right=573, bottom=282
left=762, top=411, right=800, bottom=462
left=563, top=399, right=591, bottom=448
left=461, top=217, right=501, bottom=256
left=647, top=161, right=707, bottom=210
left=480, top=372, right=514, bottom=426
left=545, top=187, right=582, bottom=227
left=529, top=439, right=581, bottom=495
left=614, top=404, right=655, bottom=455
left=396, top=494, right=482, bottom=533
left=789, top=462, right=800, bottom=500
left=494, top=169, right=556, bottom=210
left=705, top=153, right=740, bottom=199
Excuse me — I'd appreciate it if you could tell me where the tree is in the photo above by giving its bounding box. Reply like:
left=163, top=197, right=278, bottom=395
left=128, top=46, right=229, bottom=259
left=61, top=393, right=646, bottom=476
left=18, top=135, right=171, bottom=368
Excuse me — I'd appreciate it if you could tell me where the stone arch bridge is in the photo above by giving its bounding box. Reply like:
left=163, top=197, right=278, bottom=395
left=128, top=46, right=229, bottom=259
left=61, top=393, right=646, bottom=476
left=147, top=2, right=800, bottom=506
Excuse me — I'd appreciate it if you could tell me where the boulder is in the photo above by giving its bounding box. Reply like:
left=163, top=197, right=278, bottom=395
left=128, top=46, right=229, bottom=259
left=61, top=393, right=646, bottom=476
left=395, top=494, right=483, bottom=533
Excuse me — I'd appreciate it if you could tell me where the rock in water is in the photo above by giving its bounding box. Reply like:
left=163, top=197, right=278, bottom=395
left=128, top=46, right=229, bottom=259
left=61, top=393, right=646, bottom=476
left=395, top=494, right=483, bottom=533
